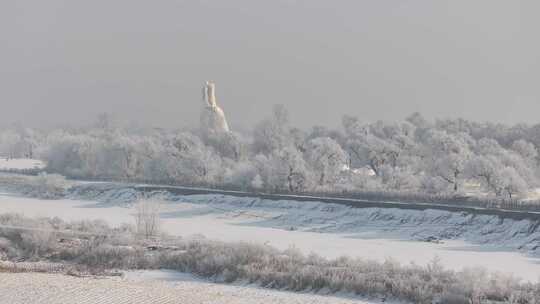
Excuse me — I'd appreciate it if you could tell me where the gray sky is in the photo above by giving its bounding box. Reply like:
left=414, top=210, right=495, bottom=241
left=1, top=0, right=539, bottom=129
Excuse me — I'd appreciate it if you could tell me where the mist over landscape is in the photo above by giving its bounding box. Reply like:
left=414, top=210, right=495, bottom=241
left=2, top=0, right=540, bottom=129
left=2, top=2, right=540, bottom=304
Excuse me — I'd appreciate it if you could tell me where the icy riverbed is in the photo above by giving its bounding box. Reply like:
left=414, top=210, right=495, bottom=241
left=0, top=190, right=539, bottom=281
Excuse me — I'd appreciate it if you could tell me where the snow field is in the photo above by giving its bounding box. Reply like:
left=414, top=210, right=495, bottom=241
left=0, top=272, right=384, bottom=304
left=0, top=158, right=45, bottom=170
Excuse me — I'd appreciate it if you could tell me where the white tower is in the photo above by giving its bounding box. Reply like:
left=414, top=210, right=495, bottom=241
left=200, top=81, right=230, bottom=137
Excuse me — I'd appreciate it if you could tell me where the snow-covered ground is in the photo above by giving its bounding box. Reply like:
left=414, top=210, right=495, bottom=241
left=0, top=158, right=45, bottom=170
left=1, top=187, right=540, bottom=282
left=0, top=272, right=383, bottom=304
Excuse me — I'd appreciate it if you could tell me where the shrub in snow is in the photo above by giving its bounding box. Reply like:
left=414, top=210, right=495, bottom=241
left=20, top=227, right=56, bottom=257
left=1, top=213, right=540, bottom=304
left=0, top=214, right=56, bottom=257
left=251, top=174, right=263, bottom=189
left=29, top=173, right=68, bottom=199
left=223, top=160, right=258, bottom=190
left=0, top=173, right=68, bottom=199
left=420, top=176, right=451, bottom=194
left=134, top=198, right=162, bottom=239
left=0, top=237, right=15, bottom=259
left=379, top=165, right=420, bottom=191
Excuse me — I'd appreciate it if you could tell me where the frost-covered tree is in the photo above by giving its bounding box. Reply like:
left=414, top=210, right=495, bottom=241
left=11, top=107, right=540, bottom=200
left=419, top=175, right=451, bottom=194
left=511, top=139, right=538, bottom=165
left=468, top=153, right=532, bottom=198
left=289, top=128, right=308, bottom=152
left=0, top=130, right=22, bottom=158
left=379, top=165, right=420, bottom=191
left=467, top=155, right=503, bottom=196
left=204, top=131, right=245, bottom=161
left=161, top=132, right=222, bottom=184
left=499, top=167, right=528, bottom=199
left=0, top=128, right=38, bottom=159
left=279, top=147, right=311, bottom=192
left=306, top=137, right=346, bottom=187
left=424, top=131, right=473, bottom=192
left=223, top=160, right=258, bottom=189
left=44, top=134, right=93, bottom=177
left=134, top=198, right=161, bottom=238
left=343, top=117, right=416, bottom=176
left=252, top=104, right=292, bottom=154
left=254, top=146, right=310, bottom=192
left=346, top=134, right=402, bottom=176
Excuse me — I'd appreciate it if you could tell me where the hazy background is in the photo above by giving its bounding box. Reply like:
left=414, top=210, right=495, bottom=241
left=1, top=0, right=539, bottom=129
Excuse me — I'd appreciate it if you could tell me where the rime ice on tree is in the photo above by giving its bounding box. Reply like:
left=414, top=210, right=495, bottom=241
left=200, top=81, right=230, bottom=137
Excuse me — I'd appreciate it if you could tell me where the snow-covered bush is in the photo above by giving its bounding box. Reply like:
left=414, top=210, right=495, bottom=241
left=134, top=198, right=162, bottom=239
left=0, top=173, right=68, bottom=199
left=29, top=173, right=69, bottom=199
left=223, top=160, right=258, bottom=190
left=0, top=214, right=56, bottom=257
left=1, top=213, right=539, bottom=303
left=379, top=165, right=420, bottom=191
left=420, top=175, right=451, bottom=194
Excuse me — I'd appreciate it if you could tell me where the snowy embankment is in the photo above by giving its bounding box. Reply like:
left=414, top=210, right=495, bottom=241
left=66, top=183, right=540, bottom=254
left=2, top=180, right=540, bottom=281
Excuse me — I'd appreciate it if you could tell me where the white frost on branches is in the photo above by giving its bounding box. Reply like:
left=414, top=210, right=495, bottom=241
left=2, top=107, right=540, bottom=200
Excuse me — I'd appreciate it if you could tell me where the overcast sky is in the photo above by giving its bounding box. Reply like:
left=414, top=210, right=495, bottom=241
left=1, top=0, right=539, bottom=129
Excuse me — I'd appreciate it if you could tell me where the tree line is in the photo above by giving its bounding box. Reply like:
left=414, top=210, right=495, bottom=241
left=1, top=107, right=540, bottom=201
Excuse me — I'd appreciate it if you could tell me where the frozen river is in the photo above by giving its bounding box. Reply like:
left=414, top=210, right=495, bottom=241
left=0, top=192, right=539, bottom=282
